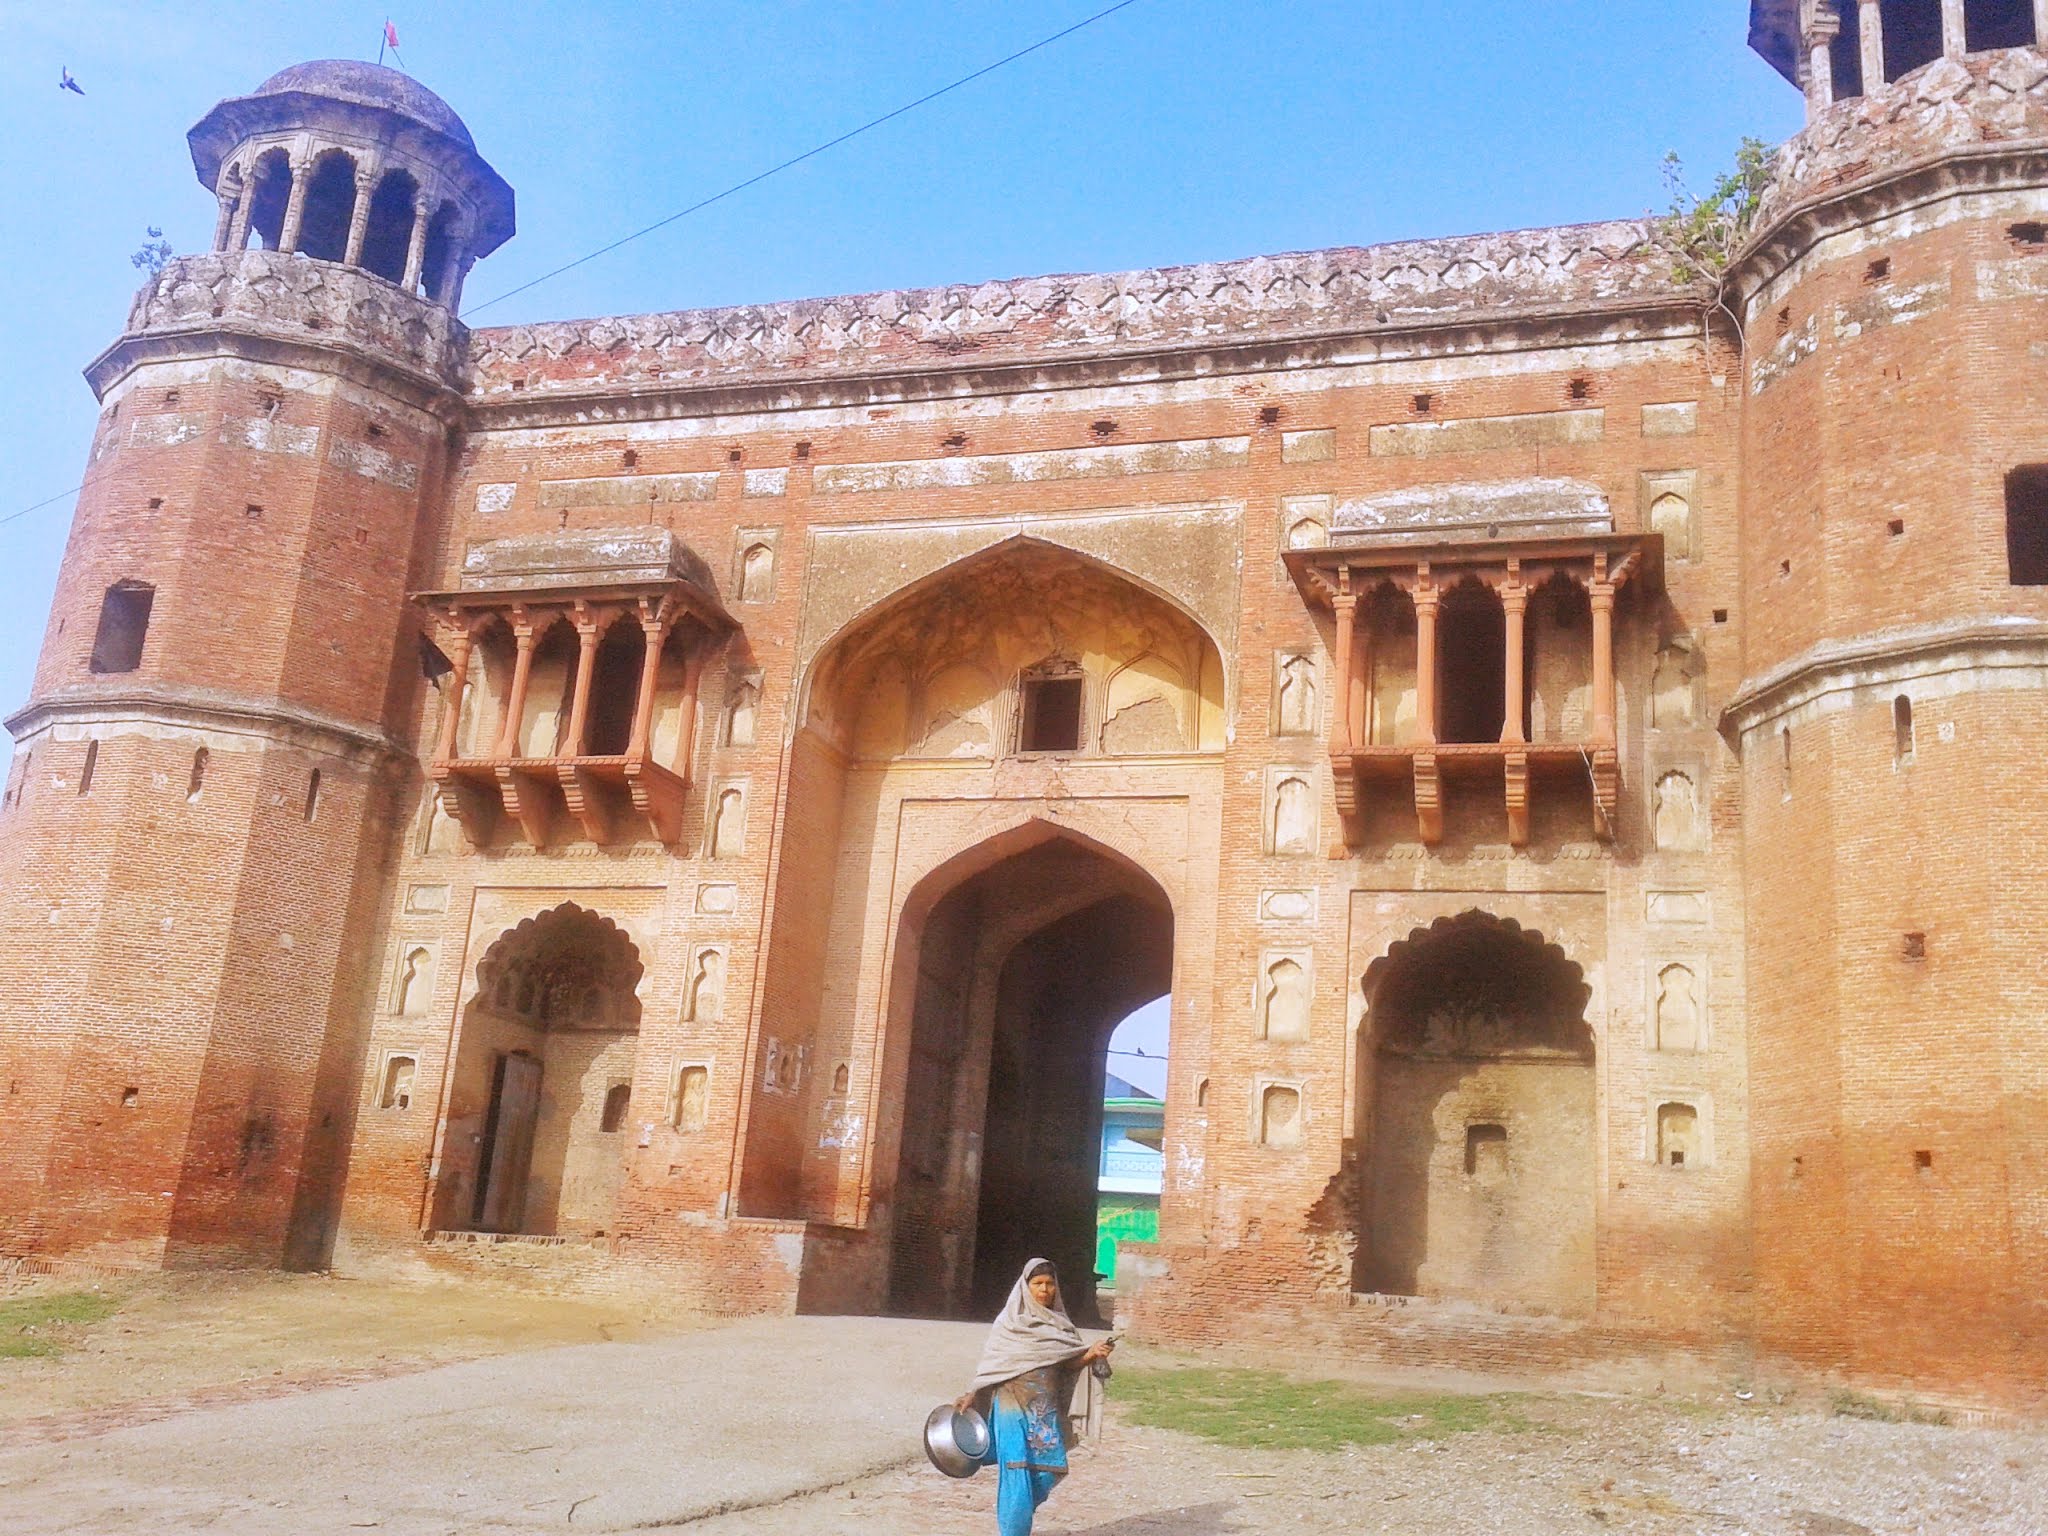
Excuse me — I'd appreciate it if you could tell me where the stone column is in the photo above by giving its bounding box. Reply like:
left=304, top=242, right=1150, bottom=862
left=1329, top=588, right=1356, bottom=754
left=563, top=617, right=601, bottom=755
left=1941, top=0, right=1966, bottom=57
left=227, top=186, right=255, bottom=253
left=211, top=190, right=238, bottom=253
left=1591, top=579, right=1617, bottom=747
left=1414, top=576, right=1440, bottom=745
left=342, top=166, right=378, bottom=266
left=402, top=195, right=434, bottom=293
left=277, top=157, right=312, bottom=255
left=495, top=618, right=537, bottom=758
left=448, top=253, right=477, bottom=313
left=627, top=614, right=672, bottom=758
left=1861, top=0, right=1886, bottom=87
left=433, top=626, right=474, bottom=763
left=2038, top=0, right=2048, bottom=55
left=674, top=651, right=707, bottom=781
left=1501, top=574, right=1528, bottom=745
left=1808, top=34, right=1835, bottom=111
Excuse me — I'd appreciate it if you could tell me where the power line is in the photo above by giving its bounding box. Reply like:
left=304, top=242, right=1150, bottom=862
left=0, top=482, right=86, bottom=530
left=465, top=0, right=1150, bottom=317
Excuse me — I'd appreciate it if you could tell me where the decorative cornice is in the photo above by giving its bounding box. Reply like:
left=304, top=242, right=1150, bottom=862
left=461, top=219, right=1687, bottom=412
left=1718, top=617, right=2048, bottom=740
left=5, top=681, right=410, bottom=765
left=87, top=250, right=470, bottom=410
left=1734, top=49, right=2048, bottom=299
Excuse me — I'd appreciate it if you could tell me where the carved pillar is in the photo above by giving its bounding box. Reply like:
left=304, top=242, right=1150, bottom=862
left=433, top=625, right=475, bottom=764
left=1350, top=604, right=1371, bottom=747
left=227, top=185, right=254, bottom=252
left=402, top=194, right=434, bottom=292
left=449, top=252, right=478, bottom=312
left=564, top=614, right=601, bottom=755
left=627, top=609, right=673, bottom=758
left=1330, top=586, right=1357, bottom=754
left=211, top=190, right=238, bottom=252
left=674, top=650, right=707, bottom=783
left=1941, top=0, right=1965, bottom=57
left=1860, top=0, right=1885, bottom=87
left=2039, top=0, right=2048, bottom=58
left=1413, top=571, right=1440, bottom=744
left=343, top=166, right=378, bottom=266
left=1500, top=569, right=1528, bottom=745
left=1591, top=577, right=1617, bottom=747
left=1807, top=31, right=1835, bottom=111
left=277, top=157, right=312, bottom=254
left=494, top=615, right=538, bottom=758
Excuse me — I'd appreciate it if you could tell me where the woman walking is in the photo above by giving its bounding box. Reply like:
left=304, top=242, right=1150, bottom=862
left=954, top=1257, right=1115, bottom=1535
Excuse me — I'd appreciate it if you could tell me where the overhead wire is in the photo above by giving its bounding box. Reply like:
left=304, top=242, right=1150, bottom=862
left=464, top=0, right=1149, bottom=317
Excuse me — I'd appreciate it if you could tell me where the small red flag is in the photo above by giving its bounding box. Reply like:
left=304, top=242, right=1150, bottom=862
left=385, top=21, right=400, bottom=50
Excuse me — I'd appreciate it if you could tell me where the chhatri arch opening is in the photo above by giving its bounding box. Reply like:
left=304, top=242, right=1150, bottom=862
left=1354, top=911, right=1596, bottom=1315
left=877, top=820, right=1174, bottom=1328
left=431, top=903, right=645, bottom=1238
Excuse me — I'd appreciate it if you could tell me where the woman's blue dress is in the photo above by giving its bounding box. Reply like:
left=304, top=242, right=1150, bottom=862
left=980, top=1363, right=1070, bottom=1536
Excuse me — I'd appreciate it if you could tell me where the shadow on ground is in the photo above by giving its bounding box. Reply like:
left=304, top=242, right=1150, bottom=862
left=1050, top=1501, right=1241, bottom=1535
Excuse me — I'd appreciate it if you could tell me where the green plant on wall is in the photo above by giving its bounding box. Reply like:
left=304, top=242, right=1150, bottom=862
left=1658, top=138, right=1774, bottom=284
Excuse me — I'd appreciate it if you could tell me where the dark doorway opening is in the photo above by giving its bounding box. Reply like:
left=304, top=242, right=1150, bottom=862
left=885, top=832, right=1172, bottom=1327
left=1437, top=580, right=1506, bottom=744
left=585, top=620, right=645, bottom=755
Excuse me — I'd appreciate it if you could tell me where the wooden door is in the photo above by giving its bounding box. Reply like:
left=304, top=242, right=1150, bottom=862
left=475, top=1051, right=543, bottom=1232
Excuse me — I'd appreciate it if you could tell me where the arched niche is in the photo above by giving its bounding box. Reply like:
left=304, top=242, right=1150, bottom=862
left=435, top=903, right=645, bottom=1239
left=803, top=539, right=1225, bottom=762
left=1355, top=910, right=1596, bottom=1315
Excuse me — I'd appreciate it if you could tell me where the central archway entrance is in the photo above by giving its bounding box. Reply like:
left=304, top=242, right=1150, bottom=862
left=883, top=829, right=1172, bottom=1327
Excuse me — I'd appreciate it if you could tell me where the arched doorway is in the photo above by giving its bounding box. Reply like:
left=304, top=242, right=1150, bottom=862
left=432, top=903, right=645, bottom=1236
left=1355, top=911, right=1596, bottom=1314
left=881, top=829, right=1172, bottom=1327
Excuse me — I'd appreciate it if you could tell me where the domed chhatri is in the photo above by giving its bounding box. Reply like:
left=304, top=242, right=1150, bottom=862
left=185, top=58, right=513, bottom=306
left=251, top=59, right=476, bottom=149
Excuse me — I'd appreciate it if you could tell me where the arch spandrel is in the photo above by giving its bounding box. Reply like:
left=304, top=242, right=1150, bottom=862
left=795, top=504, right=1245, bottom=704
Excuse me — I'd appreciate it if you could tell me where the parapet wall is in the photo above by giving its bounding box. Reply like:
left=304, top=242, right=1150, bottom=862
left=465, top=219, right=1680, bottom=401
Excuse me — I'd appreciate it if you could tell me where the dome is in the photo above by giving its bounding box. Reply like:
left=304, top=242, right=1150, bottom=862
left=249, top=60, right=474, bottom=149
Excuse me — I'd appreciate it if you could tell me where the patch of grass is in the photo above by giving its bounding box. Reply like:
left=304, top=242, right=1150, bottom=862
left=1115, top=1365, right=1546, bottom=1451
left=0, top=1290, right=120, bottom=1360
left=1829, top=1388, right=1949, bottom=1426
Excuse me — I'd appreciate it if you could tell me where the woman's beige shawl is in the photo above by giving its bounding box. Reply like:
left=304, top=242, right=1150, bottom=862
left=969, top=1257, right=1106, bottom=1446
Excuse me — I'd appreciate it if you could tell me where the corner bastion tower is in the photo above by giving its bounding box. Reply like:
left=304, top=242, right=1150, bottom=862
left=2, top=9, right=2045, bottom=1409
left=0, top=63, right=512, bottom=1266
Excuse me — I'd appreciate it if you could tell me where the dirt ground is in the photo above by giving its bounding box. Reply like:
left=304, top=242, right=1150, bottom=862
left=0, top=1268, right=706, bottom=1441
left=1, top=1271, right=2042, bottom=1534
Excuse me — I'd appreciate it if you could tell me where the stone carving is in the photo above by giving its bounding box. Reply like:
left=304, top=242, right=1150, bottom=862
left=711, top=786, right=745, bottom=858
left=1649, top=492, right=1691, bottom=556
left=726, top=678, right=760, bottom=748
left=1335, top=475, right=1609, bottom=543
left=1259, top=888, right=1316, bottom=923
left=1261, top=955, right=1310, bottom=1043
left=1655, top=963, right=1702, bottom=1052
left=1271, top=774, right=1314, bottom=854
left=674, top=1065, right=709, bottom=1132
left=1280, top=495, right=1332, bottom=552
left=1760, top=51, right=2048, bottom=229
left=1653, top=770, right=1702, bottom=851
left=1274, top=653, right=1316, bottom=737
left=110, top=250, right=466, bottom=395
left=395, top=946, right=432, bottom=1016
left=466, top=221, right=1669, bottom=399
left=404, top=883, right=449, bottom=915
left=685, top=948, right=724, bottom=1023
left=1260, top=1084, right=1303, bottom=1149
left=696, top=882, right=738, bottom=916
left=1645, top=890, right=1708, bottom=925
left=832, top=1062, right=850, bottom=1095
left=1651, top=642, right=1696, bottom=728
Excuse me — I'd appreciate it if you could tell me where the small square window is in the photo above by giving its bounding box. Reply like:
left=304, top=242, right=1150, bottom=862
left=1018, top=675, right=1083, bottom=753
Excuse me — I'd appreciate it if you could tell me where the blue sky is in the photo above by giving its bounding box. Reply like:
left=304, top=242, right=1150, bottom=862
left=0, top=1, right=1799, bottom=781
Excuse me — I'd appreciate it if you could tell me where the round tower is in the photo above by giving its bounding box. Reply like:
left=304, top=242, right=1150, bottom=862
left=1734, top=4, right=2048, bottom=1403
left=0, top=63, right=512, bottom=1268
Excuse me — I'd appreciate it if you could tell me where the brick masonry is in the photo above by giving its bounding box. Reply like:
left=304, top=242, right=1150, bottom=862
left=3, top=33, right=2046, bottom=1409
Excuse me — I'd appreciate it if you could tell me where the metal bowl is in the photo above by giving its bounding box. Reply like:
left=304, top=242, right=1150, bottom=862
left=923, top=1402, right=990, bottom=1479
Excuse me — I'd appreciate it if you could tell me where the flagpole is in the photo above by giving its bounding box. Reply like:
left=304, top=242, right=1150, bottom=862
left=378, top=23, right=387, bottom=66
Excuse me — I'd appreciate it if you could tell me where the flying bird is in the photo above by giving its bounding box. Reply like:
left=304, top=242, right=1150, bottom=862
left=59, top=67, right=84, bottom=95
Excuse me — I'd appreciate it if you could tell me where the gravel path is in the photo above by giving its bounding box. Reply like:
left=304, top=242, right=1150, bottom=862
left=673, top=1391, right=2047, bottom=1535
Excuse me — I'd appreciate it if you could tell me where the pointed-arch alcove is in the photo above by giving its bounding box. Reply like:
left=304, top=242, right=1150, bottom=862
left=1354, top=910, right=1597, bottom=1315
left=431, top=902, right=646, bottom=1237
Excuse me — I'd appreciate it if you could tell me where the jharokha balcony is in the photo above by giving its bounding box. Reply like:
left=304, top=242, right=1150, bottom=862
left=417, top=529, right=736, bottom=849
left=1285, top=479, right=1660, bottom=847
